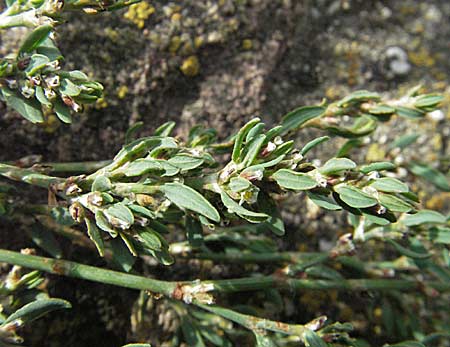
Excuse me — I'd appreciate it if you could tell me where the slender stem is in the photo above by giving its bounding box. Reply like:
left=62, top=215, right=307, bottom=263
left=0, top=163, right=64, bottom=188
left=1, top=250, right=449, bottom=295
left=42, top=160, right=111, bottom=173
left=0, top=249, right=177, bottom=296
left=196, top=304, right=308, bottom=336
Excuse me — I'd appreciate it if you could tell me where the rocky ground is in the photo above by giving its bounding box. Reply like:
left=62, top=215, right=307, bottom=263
left=1, top=0, right=449, bottom=346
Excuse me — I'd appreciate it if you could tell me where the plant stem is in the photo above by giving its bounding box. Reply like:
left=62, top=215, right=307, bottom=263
left=0, top=249, right=176, bottom=296
left=196, top=303, right=309, bottom=336
left=0, top=163, right=64, bottom=188
left=1, top=249, right=449, bottom=295
left=42, top=160, right=111, bottom=173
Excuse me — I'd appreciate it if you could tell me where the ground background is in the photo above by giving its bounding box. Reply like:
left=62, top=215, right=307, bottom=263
left=0, top=0, right=449, bottom=346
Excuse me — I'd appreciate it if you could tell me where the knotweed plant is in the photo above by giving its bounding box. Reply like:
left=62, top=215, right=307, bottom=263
left=0, top=0, right=139, bottom=123
left=0, top=75, right=449, bottom=346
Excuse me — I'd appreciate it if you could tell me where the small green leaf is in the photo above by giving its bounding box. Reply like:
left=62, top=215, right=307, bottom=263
left=19, top=25, right=53, bottom=54
left=50, top=207, right=76, bottom=226
left=136, top=227, right=163, bottom=251
left=25, top=54, right=50, bottom=76
left=54, top=99, right=72, bottom=123
left=181, top=317, right=206, bottom=347
left=35, top=86, right=52, bottom=107
left=303, top=330, right=327, bottom=347
left=85, top=218, right=105, bottom=256
left=2, top=87, right=44, bottom=123
left=36, top=37, right=63, bottom=61
left=92, top=175, right=112, bottom=192
left=229, top=177, right=251, bottom=192
left=168, top=154, right=204, bottom=171
left=95, top=210, right=117, bottom=237
left=388, top=134, right=419, bottom=151
left=124, top=159, right=163, bottom=177
left=334, top=185, right=378, bottom=208
left=232, top=118, right=261, bottom=163
left=369, top=177, right=409, bottom=193
left=408, top=162, right=450, bottom=192
left=414, top=94, right=443, bottom=109
left=359, top=162, right=396, bottom=174
left=378, top=193, right=413, bottom=213
left=395, top=106, right=425, bottom=119
left=387, top=239, right=431, bottom=259
left=104, top=203, right=134, bottom=230
left=403, top=210, right=447, bottom=226
left=272, top=169, right=317, bottom=191
left=154, top=121, right=176, bottom=136
left=60, top=78, right=81, bottom=96
left=428, top=227, right=450, bottom=244
left=246, top=122, right=265, bottom=142
left=162, top=182, right=220, bottom=222
left=307, top=192, right=342, bottom=210
left=121, top=344, right=151, bottom=347
left=281, top=106, right=325, bottom=134
left=368, top=104, right=396, bottom=115
left=199, top=327, right=231, bottom=347
left=300, top=136, right=330, bottom=156
left=241, top=134, right=266, bottom=167
left=110, top=237, right=135, bottom=272
left=128, top=204, right=155, bottom=219
left=337, top=90, right=380, bottom=107
left=220, top=191, right=268, bottom=222
left=3, top=298, right=71, bottom=325
left=30, top=224, right=63, bottom=258
left=319, top=158, right=356, bottom=175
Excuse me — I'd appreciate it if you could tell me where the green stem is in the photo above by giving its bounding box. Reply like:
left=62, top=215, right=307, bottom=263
left=1, top=250, right=449, bottom=295
left=0, top=249, right=176, bottom=296
left=42, top=160, right=111, bottom=173
left=0, top=163, right=65, bottom=188
left=196, top=303, right=309, bottom=336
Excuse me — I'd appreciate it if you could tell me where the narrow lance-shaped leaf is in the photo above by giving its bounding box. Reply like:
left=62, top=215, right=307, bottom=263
left=369, top=177, right=409, bottom=193
left=85, top=218, right=105, bottom=256
left=300, top=136, right=330, bottom=156
left=281, top=106, right=325, bottom=134
left=232, top=118, right=261, bottom=163
left=2, top=88, right=44, bottom=123
left=3, top=299, right=71, bottom=325
left=303, top=330, right=327, bottom=347
left=220, top=191, right=268, bottom=223
left=403, top=210, right=447, bottom=226
left=387, top=239, right=431, bottom=259
left=162, top=182, right=220, bottom=222
left=334, top=185, right=378, bottom=208
left=272, top=169, right=317, bottom=191
left=19, top=25, right=53, bottom=54
left=319, top=158, right=356, bottom=175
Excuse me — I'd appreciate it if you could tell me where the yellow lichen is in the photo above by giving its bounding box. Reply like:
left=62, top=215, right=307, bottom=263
left=95, top=97, right=108, bottom=109
left=117, top=85, right=129, bottom=99
left=169, top=36, right=182, bottom=54
left=194, top=36, right=204, bottom=49
left=171, top=13, right=181, bottom=22
left=425, top=192, right=450, bottom=210
left=242, top=39, right=253, bottom=50
left=373, top=307, right=383, bottom=318
left=124, top=2, right=155, bottom=29
left=409, top=47, right=436, bottom=67
left=365, top=143, right=386, bottom=162
left=180, top=55, right=200, bottom=77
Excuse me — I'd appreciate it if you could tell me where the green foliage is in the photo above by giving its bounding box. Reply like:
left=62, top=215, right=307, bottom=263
left=0, top=3, right=449, bottom=345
